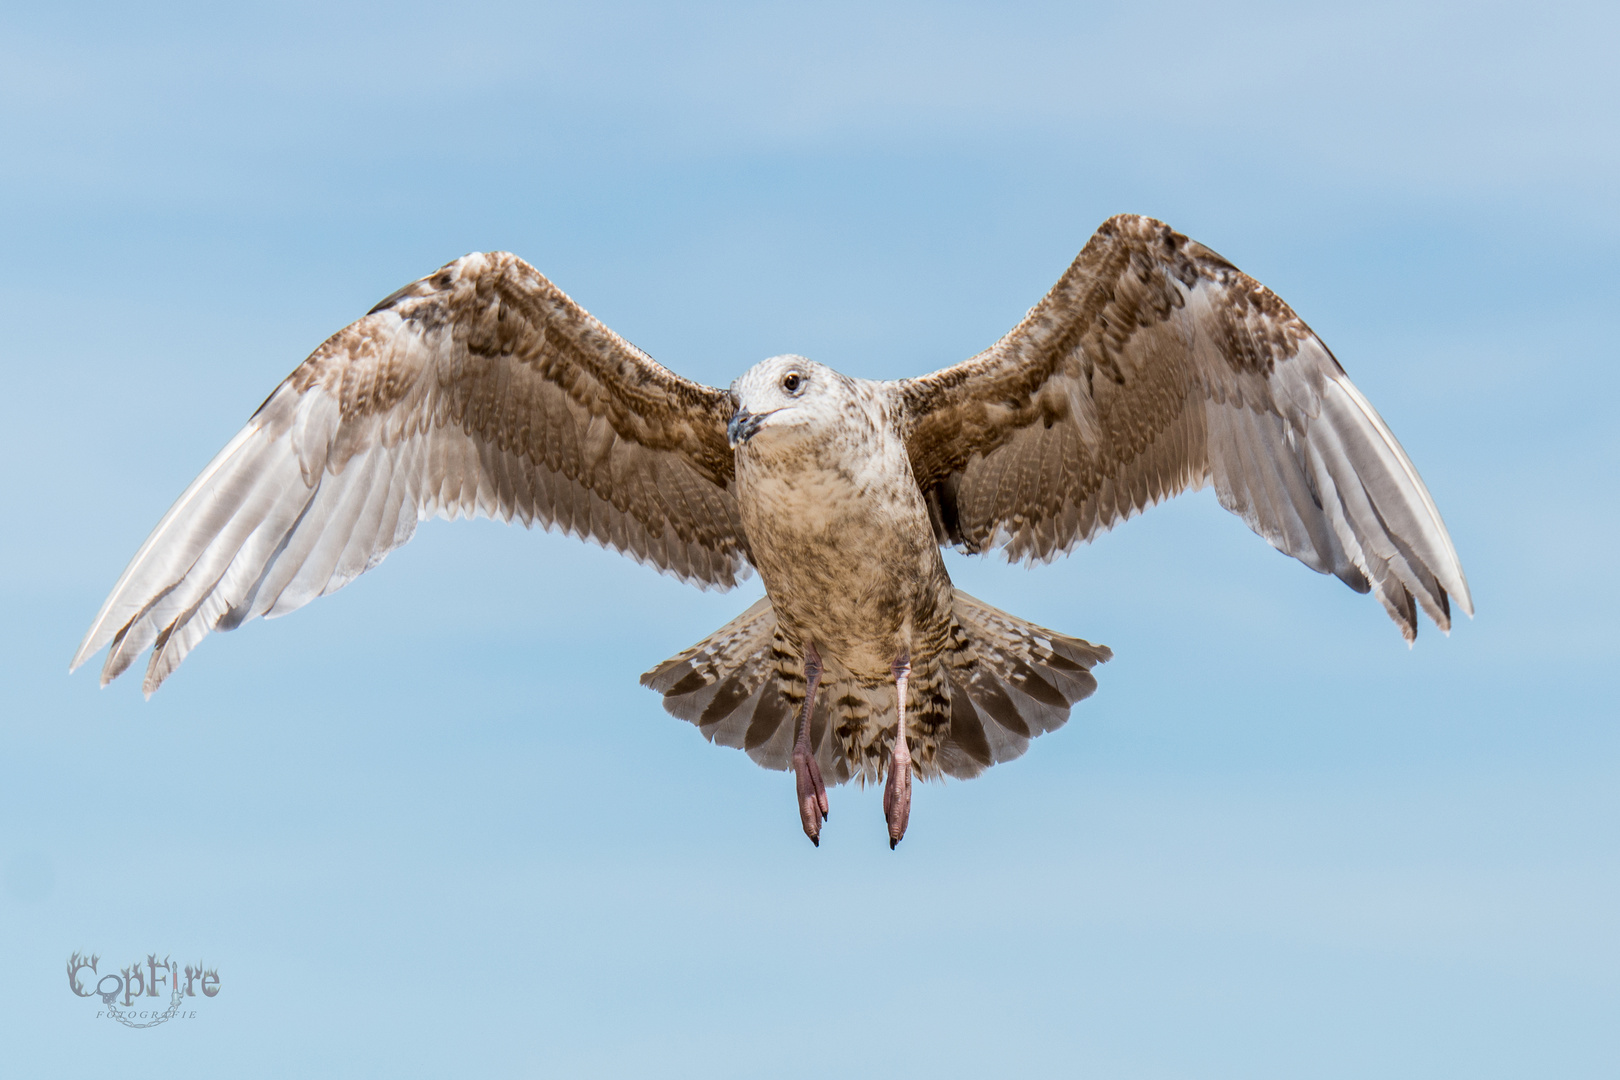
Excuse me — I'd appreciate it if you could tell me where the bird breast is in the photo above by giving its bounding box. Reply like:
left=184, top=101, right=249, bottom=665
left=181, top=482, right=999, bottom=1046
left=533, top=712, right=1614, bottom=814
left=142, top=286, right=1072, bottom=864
left=734, top=416, right=952, bottom=679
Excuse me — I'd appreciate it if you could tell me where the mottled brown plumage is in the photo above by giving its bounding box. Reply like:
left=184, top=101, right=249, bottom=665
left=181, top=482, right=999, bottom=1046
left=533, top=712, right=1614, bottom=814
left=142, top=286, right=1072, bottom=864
left=74, top=215, right=1471, bottom=846
left=901, top=214, right=1468, bottom=638
left=75, top=251, right=749, bottom=694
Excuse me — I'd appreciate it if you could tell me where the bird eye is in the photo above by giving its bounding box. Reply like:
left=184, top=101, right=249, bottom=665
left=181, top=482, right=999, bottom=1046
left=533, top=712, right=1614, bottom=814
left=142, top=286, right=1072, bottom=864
left=781, top=372, right=803, bottom=393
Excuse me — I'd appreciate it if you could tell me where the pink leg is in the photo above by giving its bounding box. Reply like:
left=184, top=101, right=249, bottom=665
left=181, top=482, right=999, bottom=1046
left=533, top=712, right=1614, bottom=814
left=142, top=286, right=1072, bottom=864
left=883, top=651, right=912, bottom=849
left=792, top=642, right=829, bottom=846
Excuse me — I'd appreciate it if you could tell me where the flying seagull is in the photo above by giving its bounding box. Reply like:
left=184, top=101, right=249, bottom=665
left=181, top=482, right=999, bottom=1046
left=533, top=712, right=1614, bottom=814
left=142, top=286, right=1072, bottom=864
left=72, top=214, right=1471, bottom=848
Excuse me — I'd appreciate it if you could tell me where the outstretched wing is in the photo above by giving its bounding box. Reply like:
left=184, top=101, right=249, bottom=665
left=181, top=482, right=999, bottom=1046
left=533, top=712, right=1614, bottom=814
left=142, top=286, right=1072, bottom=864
left=899, top=214, right=1471, bottom=640
left=75, top=251, right=748, bottom=694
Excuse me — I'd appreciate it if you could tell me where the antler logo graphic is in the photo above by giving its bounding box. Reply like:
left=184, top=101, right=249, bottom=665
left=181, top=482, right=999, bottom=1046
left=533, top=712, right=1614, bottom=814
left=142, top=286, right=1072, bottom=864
left=66, top=952, right=99, bottom=997
left=66, top=951, right=219, bottom=1028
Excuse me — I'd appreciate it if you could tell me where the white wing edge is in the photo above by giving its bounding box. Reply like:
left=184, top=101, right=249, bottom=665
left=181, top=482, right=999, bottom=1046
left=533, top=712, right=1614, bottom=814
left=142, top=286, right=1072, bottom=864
left=71, top=417, right=269, bottom=673
left=1326, top=368, right=1473, bottom=617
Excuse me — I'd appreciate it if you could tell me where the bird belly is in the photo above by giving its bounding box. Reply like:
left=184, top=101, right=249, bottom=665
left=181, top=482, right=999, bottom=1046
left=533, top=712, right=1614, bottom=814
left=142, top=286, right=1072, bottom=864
left=737, top=461, right=952, bottom=679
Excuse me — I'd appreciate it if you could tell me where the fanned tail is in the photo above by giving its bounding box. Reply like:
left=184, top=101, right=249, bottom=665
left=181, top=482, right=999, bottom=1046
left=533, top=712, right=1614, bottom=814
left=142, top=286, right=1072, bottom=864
left=639, top=597, right=804, bottom=771
left=641, top=589, right=1111, bottom=783
left=934, top=589, right=1111, bottom=779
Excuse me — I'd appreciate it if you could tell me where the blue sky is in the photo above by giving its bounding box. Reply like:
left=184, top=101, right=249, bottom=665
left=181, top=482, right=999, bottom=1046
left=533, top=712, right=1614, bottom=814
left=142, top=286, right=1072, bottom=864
left=2, top=1, right=1616, bottom=1075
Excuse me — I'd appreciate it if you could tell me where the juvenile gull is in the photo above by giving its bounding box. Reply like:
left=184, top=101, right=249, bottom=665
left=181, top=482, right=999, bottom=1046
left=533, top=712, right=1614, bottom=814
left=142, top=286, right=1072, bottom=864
left=72, top=215, right=1472, bottom=848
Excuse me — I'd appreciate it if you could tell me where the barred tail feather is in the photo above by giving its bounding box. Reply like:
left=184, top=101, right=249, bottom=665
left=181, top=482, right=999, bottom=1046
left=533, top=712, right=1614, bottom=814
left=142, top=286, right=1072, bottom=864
left=639, top=599, right=850, bottom=781
left=638, top=597, right=794, bottom=765
left=935, top=589, right=1111, bottom=779
left=641, top=589, right=1111, bottom=784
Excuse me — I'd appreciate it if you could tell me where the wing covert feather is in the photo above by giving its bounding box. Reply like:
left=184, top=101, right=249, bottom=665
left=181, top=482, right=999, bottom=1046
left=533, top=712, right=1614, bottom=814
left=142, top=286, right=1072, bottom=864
left=900, top=214, right=1470, bottom=640
left=75, top=252, right=749, bottom=692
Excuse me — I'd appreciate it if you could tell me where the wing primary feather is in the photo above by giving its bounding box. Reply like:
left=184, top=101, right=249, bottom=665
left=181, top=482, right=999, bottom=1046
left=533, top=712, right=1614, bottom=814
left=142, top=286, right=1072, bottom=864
left=77, top=251, right=748, bottom=690
left=899, top=214, right=1469, bottom=640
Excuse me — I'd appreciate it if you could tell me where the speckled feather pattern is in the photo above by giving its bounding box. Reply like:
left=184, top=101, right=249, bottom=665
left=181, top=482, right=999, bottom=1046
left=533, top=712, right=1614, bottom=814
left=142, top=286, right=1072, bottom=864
left=74, top=252, right=752, bottom=693
left=77, top=215, right=1469, bottom=793
left=900, top=214, right=1471, bottom=641
left=728, top=366, right=960, bottom=780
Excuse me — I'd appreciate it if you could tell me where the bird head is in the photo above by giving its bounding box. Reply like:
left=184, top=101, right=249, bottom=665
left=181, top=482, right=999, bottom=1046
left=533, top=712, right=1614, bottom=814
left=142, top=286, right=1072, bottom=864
left=727, top=355, right=833, bottom=449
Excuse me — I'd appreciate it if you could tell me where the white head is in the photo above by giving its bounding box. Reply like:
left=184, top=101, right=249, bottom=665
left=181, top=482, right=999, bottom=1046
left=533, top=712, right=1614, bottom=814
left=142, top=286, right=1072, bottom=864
left=727, top=355, right=845, bottom=450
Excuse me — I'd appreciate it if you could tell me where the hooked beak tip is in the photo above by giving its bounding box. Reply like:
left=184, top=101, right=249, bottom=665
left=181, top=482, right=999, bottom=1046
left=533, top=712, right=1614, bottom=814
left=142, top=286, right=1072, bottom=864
left=727, top=407, right=766, bottom=448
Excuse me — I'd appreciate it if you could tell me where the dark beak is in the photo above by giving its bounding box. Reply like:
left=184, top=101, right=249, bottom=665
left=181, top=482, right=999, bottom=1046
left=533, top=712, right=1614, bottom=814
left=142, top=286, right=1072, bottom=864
left=727, top=406, right=771, bottom=448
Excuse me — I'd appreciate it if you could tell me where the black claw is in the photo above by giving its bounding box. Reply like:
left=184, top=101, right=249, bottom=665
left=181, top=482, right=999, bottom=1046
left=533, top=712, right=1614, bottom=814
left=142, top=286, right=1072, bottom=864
left=811, top=836, right=820, bottom=848
left=889, top=838, right=898, bottom=850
